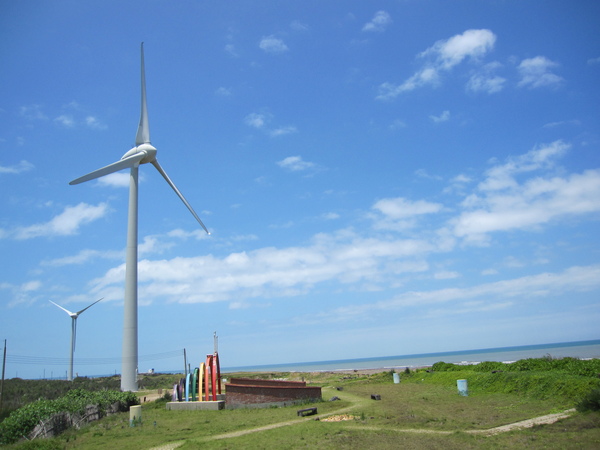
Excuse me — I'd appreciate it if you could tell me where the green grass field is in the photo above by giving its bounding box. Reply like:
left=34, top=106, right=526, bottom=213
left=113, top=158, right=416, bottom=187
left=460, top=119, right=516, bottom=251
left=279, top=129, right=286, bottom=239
left=3, top=367, right=600, bottom=449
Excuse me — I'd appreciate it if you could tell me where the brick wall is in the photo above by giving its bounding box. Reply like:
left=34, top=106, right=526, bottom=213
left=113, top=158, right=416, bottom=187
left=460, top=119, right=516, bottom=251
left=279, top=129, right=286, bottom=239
left=225, top=379, right=322, bottom=408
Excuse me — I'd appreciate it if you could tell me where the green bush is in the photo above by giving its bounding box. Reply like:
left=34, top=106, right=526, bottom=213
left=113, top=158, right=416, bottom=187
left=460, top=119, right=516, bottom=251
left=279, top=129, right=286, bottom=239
left=430, top=357, right=600, bottom=378
left=0, top=389, right=138, bottom=445
left=576, top=388, right=600, bottom=412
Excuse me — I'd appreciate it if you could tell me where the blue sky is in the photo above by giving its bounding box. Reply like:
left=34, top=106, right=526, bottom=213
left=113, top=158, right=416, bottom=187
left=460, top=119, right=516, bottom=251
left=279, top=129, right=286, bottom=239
left=1, top=1, right=599, bottom=379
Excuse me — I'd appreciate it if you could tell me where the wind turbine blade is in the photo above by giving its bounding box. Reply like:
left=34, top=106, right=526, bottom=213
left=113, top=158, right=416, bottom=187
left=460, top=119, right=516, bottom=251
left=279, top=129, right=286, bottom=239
left=69, top=153, right=145, bottom=185
left=152, top=160, right=210, bottom=234
left=135, top=42, right=150, bottom=146
left=50, top=300, right=75, bottom=317
left=75, top=297, right=103, bottom=316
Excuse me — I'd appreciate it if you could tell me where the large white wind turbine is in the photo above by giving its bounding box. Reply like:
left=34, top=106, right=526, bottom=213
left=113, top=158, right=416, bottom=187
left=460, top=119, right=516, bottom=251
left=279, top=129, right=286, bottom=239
left=50, top=298, right=103, bottom=381
left=70, top=43, right=209, bottom=391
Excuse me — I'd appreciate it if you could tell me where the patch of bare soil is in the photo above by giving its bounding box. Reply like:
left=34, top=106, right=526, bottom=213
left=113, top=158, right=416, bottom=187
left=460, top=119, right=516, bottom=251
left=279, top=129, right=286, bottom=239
left=321, top=414, right=358, bottom=422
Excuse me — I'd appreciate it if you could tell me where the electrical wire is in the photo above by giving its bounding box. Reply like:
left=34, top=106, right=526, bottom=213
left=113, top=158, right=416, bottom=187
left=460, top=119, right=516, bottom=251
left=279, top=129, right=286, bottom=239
left=6, top=349, right=183, bottom=366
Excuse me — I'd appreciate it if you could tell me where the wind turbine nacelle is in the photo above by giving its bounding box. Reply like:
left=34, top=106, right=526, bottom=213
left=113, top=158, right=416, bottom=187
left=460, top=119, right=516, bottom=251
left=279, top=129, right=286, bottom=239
left=121, top=143, right=157, bottom=164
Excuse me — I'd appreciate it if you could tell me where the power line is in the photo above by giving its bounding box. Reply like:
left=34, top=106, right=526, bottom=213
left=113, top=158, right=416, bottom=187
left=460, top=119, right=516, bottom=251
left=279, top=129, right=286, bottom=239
left=6, top=349, right=183, bottom=367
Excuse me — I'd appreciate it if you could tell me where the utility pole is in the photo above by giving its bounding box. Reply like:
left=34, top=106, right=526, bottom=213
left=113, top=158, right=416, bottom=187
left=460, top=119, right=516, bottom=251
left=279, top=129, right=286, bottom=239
left=0, top=339, right=7, bottom=412
left=183, top=348, right=187, bottom=377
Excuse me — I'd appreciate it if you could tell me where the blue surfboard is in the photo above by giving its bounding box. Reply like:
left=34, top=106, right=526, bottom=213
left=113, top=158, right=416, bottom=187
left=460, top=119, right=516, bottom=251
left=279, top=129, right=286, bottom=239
left=185, top=373, right=191, bottom=402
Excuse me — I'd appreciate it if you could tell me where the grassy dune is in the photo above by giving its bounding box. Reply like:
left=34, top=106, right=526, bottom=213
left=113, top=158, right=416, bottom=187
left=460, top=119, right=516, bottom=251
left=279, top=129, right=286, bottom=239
left=2, top=364, right=600, bottom=448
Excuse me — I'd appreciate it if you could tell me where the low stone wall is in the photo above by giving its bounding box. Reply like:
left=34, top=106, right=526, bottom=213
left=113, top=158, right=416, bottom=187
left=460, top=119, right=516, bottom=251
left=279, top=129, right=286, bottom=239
left=166, top=400, right=225, bottom=411
left=225, top=378, right=321, bottom=409
left=27, top=402, right=125, bottom=440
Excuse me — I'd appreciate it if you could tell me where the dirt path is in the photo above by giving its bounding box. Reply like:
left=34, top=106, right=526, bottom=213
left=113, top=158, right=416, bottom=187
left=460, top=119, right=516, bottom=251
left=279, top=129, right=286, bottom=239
left=469, top=408, right=576, bottom=435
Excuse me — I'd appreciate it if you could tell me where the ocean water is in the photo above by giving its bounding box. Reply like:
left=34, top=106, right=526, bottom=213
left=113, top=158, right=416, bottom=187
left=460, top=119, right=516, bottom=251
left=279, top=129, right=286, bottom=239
left=221, top=339, right=600, bottom=373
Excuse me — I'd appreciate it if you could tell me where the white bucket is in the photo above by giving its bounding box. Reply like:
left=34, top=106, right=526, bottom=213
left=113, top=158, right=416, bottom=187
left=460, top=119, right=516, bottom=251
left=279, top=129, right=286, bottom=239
left=457, top=379, right=468, bottom=396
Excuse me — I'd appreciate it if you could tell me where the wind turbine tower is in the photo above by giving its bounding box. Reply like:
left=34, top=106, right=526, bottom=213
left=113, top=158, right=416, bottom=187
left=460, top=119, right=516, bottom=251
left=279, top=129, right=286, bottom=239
left=50, top=298, right=103, bottom=381
left=70, top=44, right=210, bottom=391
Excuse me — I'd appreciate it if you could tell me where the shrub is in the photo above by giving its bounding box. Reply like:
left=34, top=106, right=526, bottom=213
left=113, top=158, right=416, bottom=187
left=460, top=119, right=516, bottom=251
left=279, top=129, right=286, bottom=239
left=0, top=390, right=138, bottom=445
left=431, top=361, right=461, bottom=372
left=576, top=388, right=600, bottom=412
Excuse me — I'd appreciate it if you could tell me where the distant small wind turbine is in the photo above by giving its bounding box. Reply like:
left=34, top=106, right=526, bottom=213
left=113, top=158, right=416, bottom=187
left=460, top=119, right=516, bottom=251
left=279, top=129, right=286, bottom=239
left=50, top=298, right=103, bottom=381
left=69, top=43, right=209, bottom=391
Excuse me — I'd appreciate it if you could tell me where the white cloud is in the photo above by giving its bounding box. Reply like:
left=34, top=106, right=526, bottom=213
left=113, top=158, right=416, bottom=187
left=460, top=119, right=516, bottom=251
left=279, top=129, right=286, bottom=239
left=19, top=104, right=47, bottom=120
left=362, top=11, right=392, bottom=32
left=244, top=112, right=297, bottom=137
left=225, top=44, right=238, bottom=57
left=430, top=110, right=450, bottom=123
left=89, top=230, right=432, bottom=304
left=167, top=228, right=210, bottom=240
left=12, top=202, right=109, bottom=240
left=373, top=197, right=443, bottom=219
left=452, top=141, right=600, bottom=239
left=215, top=87, right=233, bottom=96
left=96, top=172, right=131, bottom=188
left=322, top=212, right=340, bottom=220
left=0, top=160, right=34, bottom=174
left=434, top=270, right=461, bottom=280
left=290, top=20, right=309, bottom=32
left=467, top=62, right=506, bottom=93
left=2, top=279, right=43, bottom=307
left=467, top=74, right=505, bottom=93
left=423, top=29, right=496, bottom=69
left=517, top=56, right=564, bottom=89
left=139, top=234, right=175, bottom=255
left=482, top=268, right=498, bottom=276
left=54, top=114, right=75, bottom=127
left=277, top=156, right=315, bottom=171
left=587, top=56, right=600, bottom=65
left=323, top=264, right=600, bottom=322
left=391, top=265, right=600, bottom=308
left=269, top=125, right=298, bottom=137
left=389, top=119, right=407, bottom=130
left=244, top=112, right=268, bottom=129
left=454, top=168, right=600, bottom=238
left=259, top=36, right=289, bottom=54
left=478, top=140, right=569, bottom=192
left=42, top=248, right=122, bottom=266
left=85, top=116, right=107, bottom=130
left=543, top=120, right=581, bottom=128
left=452, top=174, right=472, bottom=184
left=377, top=68, right=440, bottom=99
left=415, top=169, right=442, bottom=181
left=377, top=29, right=496, bottom=100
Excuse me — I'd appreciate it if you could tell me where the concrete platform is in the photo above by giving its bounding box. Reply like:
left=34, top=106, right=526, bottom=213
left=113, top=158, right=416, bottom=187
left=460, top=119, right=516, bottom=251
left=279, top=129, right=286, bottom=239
left=166, top=400, right=225, bottom=411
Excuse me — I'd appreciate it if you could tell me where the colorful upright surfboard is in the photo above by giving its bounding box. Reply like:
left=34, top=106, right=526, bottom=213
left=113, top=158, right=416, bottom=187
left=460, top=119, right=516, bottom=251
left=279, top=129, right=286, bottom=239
left=178, top=378, right=185, bottom=401
left=185, top=373, right=191, bottom=402
left=205, top=355, right=212, bottom=401
left=192, top=367, right=199, bottom=401
left=199, top=362, right=205, bottom=401
left=210, top=354, right=218, bottom=400
left=215, top=353, right=221, bottom=395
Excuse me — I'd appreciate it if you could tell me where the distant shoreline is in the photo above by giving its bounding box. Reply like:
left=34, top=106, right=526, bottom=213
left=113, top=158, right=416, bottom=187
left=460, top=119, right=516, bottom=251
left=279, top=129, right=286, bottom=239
left=11, top=339, right=599, bottom=380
